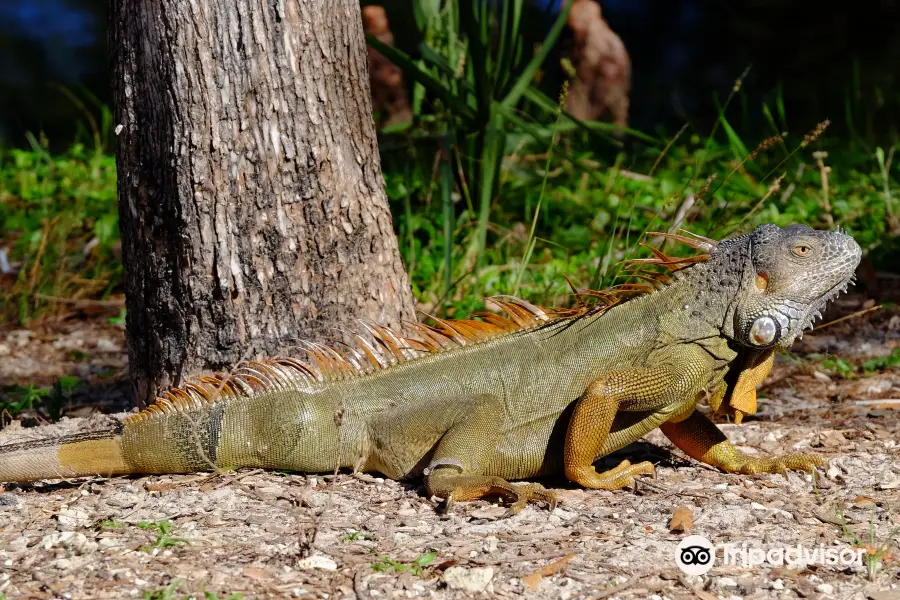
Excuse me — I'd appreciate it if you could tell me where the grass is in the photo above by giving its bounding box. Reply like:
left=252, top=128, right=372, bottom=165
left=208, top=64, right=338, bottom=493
left=136, top=519, right=190, bottom=552
left=383, top=126, right=898, bottom=319
left=141, top=580, right=244, bottom=600
left=840, top=507, right=899, bottom=581
left=0, top=120, right=896, bottom=328
left=370, top=551, right=438, bottom=576
left=812, top=347, right=900, bottom=379
left=0, top=143, right=118, bottom=324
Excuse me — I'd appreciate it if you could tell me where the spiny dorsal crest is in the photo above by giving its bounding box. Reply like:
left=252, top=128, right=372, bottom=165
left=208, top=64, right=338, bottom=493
left=125, top=230, right=715, bottom=424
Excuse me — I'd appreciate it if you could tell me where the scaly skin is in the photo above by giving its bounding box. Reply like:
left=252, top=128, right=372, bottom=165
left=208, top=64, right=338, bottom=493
left=0, top=224, right=861, bottom=514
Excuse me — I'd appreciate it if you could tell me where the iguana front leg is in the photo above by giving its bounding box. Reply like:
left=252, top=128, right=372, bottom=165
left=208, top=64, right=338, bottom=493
left=660, top=410, right=825, bottom=474
left=563, top=363, right=703, bottom=490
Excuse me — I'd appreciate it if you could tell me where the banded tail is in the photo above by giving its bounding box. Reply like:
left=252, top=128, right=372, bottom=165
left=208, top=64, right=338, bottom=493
left=0, top=429, right=131, bottom=482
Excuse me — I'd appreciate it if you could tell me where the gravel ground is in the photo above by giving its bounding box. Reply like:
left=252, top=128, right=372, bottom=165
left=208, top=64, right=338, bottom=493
left=0, top=308, right=898, bottom=599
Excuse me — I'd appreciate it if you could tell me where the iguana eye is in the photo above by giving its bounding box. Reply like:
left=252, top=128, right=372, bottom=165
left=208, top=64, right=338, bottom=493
left=793, top=245, right=811, bottom=257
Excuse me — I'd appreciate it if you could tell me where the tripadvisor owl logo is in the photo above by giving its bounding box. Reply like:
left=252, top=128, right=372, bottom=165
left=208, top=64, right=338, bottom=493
left=675, top=535, right=715, bottom=575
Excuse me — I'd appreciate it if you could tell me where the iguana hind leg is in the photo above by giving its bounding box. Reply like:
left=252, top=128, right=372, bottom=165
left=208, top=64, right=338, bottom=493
left=422, top=394, right=557, bottom=515
left=660, top=410, right=825, bottom=475
left=427, top=474, right=557, bottom=515
left=367, top=393, right=556, bottom=514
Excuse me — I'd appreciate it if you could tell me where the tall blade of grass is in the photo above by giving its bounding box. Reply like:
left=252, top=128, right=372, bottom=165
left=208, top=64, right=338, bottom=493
left=366, top=36, right=477, bottom=122
left=689, top=65, right=751, bottom=188
left=500, top=0, right=572, bottom=109
left=775, top=83, right=787, bottom=130
left=513, top=84, right=567, bottom=296
left=876, top=146, right=897, bottom=224
left=469, top=120, right=506, bottom=268
left=523, top=88, right=659, bottom=144
left=717, top=109, right=750, bottom=162
left=51, top=84, right=102, bottom=150
left=441, top=135, right=455, bottom=296
left=761, top=102, right=789, bottom=154
left=413, top=0, right=441, bottom=30
left=495, top=0, right=514, bottom=93
left=459, top=0, right=491, bottom=121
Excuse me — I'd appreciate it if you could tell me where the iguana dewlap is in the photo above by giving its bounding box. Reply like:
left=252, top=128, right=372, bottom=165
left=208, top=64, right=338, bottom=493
left=0, top=224, right=861, bottom=513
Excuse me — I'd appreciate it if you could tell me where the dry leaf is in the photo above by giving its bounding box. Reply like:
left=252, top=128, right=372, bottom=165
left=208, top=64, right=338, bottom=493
left=242, top=567, right=269, bottom=580
left=539, top=553, right=575, bottom=577
left=854, top=495, right=876, bottom=508
left=668, top=506, right=693, bottom=533
left=521, top=553, right=576, bottom=590
left=521, top=572, right=542, bottom=590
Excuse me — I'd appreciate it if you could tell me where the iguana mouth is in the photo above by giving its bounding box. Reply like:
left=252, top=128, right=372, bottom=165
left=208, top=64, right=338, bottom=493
left=795, top=274, right=856, bottom=335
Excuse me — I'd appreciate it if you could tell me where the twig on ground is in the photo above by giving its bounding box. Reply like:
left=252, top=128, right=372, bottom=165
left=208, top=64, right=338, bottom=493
left=587, top=569, right=657, bottom=599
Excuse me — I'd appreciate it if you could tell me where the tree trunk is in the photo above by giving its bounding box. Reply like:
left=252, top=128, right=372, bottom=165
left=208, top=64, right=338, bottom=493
left=109, top=0, right=416, bottom=408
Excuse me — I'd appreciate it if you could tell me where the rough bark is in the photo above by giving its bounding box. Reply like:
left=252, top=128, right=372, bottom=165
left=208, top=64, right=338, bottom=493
left=109, top=0, right=416, bottom=407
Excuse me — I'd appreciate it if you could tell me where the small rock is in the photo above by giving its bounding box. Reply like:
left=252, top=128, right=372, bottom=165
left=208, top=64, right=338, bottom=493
left=52, top=558, right=73, bottom=571
left=554, top=508, right=576, bottom=519
left=826, top=463, right=843, bottom=481
left=469, top=505, right=507, bottom=519
left=482, top=536, right=499, bottom=553
left=813, top=370, right=832, bottom=383
left=56, top=506, right=92, bottom=529
left=817, top=583, right=834, bottom=595
left=443, top=566, right=494, bottom=592
left=771, top=579, right=785, bottom=590
left=296, top=555, right=337, bottom=571
left=245, top=514, right=269, bottom=525
left=96, top=338, right=122, bottom=352
left=6, top=537, right=28, bottom=552
left=888, top=315, right=900, bottom=331
left=736, top=577, right=757, bottom=595
left=877, top=474, right=900, bottom=490
left=865, top=379, right=893, bottom=395
left=717, top=577, right=738, bottom=588
left=42, top=532, right=96, bottom=555
left=303, top=491, right=331, bottom=508
left=0, top=493, right=19, bottom=508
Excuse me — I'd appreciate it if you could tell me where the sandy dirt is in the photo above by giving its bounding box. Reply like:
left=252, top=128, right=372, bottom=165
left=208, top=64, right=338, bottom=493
left=0, top=305, right=898, bottom=599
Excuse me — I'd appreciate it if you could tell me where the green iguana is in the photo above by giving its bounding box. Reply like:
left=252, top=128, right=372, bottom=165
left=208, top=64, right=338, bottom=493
left=0, top=223, right=861, bottom=514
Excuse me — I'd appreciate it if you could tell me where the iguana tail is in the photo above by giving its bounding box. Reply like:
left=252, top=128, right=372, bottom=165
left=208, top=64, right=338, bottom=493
left=0, top=428, right=130, bottom=482
left=0, top=383, right=347, bottom=483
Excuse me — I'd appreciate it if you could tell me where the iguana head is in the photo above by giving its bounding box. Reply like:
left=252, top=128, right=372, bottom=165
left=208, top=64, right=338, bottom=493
left=696, top=223, right=860, bottom=422
left=709, top=223, right=862, bottom=349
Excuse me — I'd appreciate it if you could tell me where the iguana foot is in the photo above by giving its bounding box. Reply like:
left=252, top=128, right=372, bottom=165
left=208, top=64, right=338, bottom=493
left=566, top=458, right=656, bottom=490
left=503, top=482, right=558, bottom=517
left=661, top=411, right=827, bottom=479
left=428, top=474, right=557, bottom=515
left=727, top=452, right=826, bottom=476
